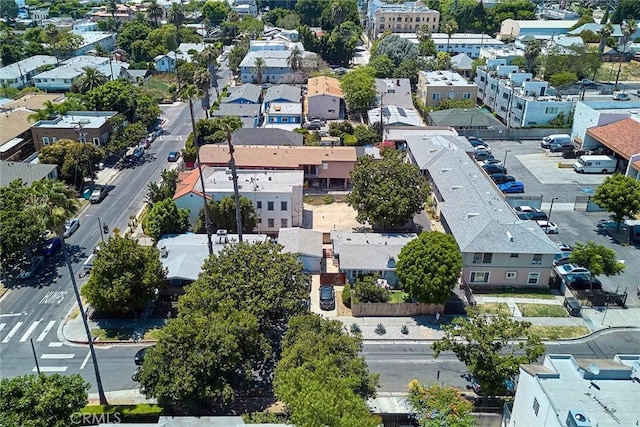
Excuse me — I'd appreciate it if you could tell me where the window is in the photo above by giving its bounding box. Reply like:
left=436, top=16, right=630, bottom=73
left=281, top=201, right=287, bottom=211
left=516, top=102, right=523, bottom=110
left=472, top=253, right=492, bottom=264
left=267, top=201, right=274, bottom=211
left=281, top=218, right=288, bottom=227
left=470, top=272, right=490, bottom=283
left=256, top=201, right=262, bottom=209
left=506, top=272, right=517, bottom=279
left=533, top=398, right=540, bottom=416
left=270, top=117, right=276, bottom=122
left=490, top=84, right=496, bottom=90
left=448, top=92, right=456, bottom=99
left=380, top=17, right=385, bottom=22
left=510, top=253, right=519, bottom=258
left=432, top=93, right=440, bottom=100
left=379, top=24, right=385, bottom=29
left=42, top=137, right=50, bottom=145
left=545, top=107, right=558, bottom=114
left=267, top=218, right=274, bottom=228
left=93, top=138, right=100, bottom=145
left=480, top=77, right=485, bottom=82
left=328, top=109, right=335, bottom=113
left=463, top=92, right=471, bottom=99
left=282, top=117, right=288, bottom=122
left=52, top=137, right=58, bottom=143
left=532, top=254, right=542, bottom=265
left=528, top=272, right=540, bottom=285
left=502, top=93, right=509, bottom=100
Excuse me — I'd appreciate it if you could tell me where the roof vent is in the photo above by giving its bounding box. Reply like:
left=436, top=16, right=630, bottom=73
left=160, top=246, right=168, bottom=258
left=566, top=410, right=591, bottom=427
left=506, top=231, right=513, bottom=242
left=451, top=185, right=463, bottom=190
left=441, top=168, right=452, bottom=173
left=466, top=213, right=480, bottom=219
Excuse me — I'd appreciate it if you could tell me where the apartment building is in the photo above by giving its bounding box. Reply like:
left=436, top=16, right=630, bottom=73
left=416, top=70, right=478, bottom=107
left=371, top=0, right=440, bottom=38
left=0, top=55, right=58, bottom=89
left=30, top=111, right=117, bottom=152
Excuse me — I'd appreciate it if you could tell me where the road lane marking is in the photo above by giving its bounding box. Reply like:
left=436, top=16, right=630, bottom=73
left=80, top=351, right=91, bottom=370
left=34, top=366, right=67, bottom=372
left=37, top=321, right=56, bottom=342
left=48, top=342, right=63, bottom=347
left=2, top=322, right=23, bottom=343
left=39, top=291, right=67, bottom=304
left=41, top=354, right=75, bottom=359
left=0, top=323, right=5, bottom=333
left=0, top=313, right=25, bottom=318
left=19, top=320, right=40, bottom=342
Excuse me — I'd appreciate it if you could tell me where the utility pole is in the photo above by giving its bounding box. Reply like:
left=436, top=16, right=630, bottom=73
left=72, top=120, right=95, bottom=188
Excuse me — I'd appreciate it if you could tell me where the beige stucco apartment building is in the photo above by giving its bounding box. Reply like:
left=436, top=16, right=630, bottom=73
left=372, top=0, right=440, bottom=38
left=416, top=70, right=478, bottom=107
left=305, top=76, right=344, bottom=120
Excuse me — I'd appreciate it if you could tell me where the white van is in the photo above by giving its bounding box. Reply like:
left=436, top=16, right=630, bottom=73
left=573, top=155, right=617, bottom=174
left=541, top=134, right=571, bottom=149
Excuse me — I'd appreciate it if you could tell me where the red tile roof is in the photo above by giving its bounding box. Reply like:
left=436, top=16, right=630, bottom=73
left=173, top=168, right=203, bottom=200
left=587, top=118, right=640, bottom=159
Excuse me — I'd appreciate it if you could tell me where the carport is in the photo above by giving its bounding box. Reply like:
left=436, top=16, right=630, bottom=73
left=585, top=118, right=640, bottom=175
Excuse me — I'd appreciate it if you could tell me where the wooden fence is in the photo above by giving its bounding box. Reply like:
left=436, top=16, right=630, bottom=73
left=351, top=302, right=444, bottom=317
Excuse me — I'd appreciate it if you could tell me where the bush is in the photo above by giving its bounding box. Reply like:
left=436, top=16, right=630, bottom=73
left=323, top=195, right=335, bottom=204
left=375, top=323, right=386, bottom=335
left=401, top=325, right=409, bottom=335
left=353, top=274, right=390, bottom=303
left=350, top=323, right=361, bottom=335
left=343, top=133, right=358, bottom=146
left=342, top=284, right=352, bottom=308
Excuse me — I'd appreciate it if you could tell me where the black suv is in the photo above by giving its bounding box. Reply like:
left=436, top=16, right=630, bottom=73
left=514, top=206, right=548, bottom=221
left=482, top=164, right=507, bottom=175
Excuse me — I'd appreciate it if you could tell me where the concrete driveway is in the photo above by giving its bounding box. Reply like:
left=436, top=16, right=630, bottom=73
left=302, top=202, right=361, bottom=232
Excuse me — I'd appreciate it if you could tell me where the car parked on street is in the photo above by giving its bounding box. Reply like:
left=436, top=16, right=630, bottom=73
left=514, top=206, right=548, bottom=221
left=482, top=164, right=508, bottom=175
left=63, top=218, right=80, bottom=238
left=536, top=220, right=558, bottom=234
left=319, top=285, right=335, bottom=310
left=89, top=186, right=108, bottom=204
left=471, top=377, right=515, bottom=396
left=18, top=256, right=44, bottom=280
left=498, top=181, right=524, bottom=193
left=490, top=174, right=516, bottom=185
left=41, top=237, right=62, bottom=257
left=134, top=347, right=152, bottom=365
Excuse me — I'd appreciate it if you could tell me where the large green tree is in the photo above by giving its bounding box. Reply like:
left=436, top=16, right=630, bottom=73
left=38, top=139, right=105, bottom=189
left=340, top=66, right=376, bottom=113
left=84, top=79, right=160, bottom=127
left=592, top=174, right=640, bottom=230
left=178, top=241, right=308, bottom=331
left=146, top=169, right=180, bottom=205
left=0, top=0, right=18, bottom=19
left=371, top=34, right=418, bottom=68
left=195, top=196, right=258, bottom=235
left=138, top=305, right=270, bottom=410
left=406, top=380, right=475, bottom=427
left=82, top=234, right=166, bottom=314
left=201, top=0, right=230, bottom=26
left=347, top=149, right=430, bottom=229
left=433, top=308, right=545, bottom=405
left=142, top=198, right=190, bottom=241
left=569, top=240, right=626, bottom=277
left=0, top=374, right=89, bottom=427
left=0, top=180, right=42, bottom=261
left=396, top=232, right=463, bottom=304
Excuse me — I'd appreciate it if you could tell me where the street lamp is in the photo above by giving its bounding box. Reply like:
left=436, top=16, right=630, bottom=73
left=85, top=214, right=105, bottom=243
left=546, top=197, right=559, bottom=232
left=503, top=149, right=511, bottom=169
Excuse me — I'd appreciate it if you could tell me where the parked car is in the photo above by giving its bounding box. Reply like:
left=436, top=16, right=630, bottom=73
left=536, top=220, right=558, bottom=234
left=557, top=264, right=589, bottom=275
left=89, top=186, right=108, bottom=204
left=514, top=206, right=548, bottom=221
left=304, top=120, right=323, bottom=130
left=468, top=137, right=488, bottom=148
left=63, top=218, right=80, bottom=238
left=555, top=242, right=573, bottom=252
left=319, top=285, right=336, bottom=310
left=482, top=158, right=503, bottom=166
left=565, top=273, right=602, bottom=290
left=474, top=151, right=495, bottom=161
left=40, top=237, right=62, bottom=257
left=134, top=347, right=152, bottom=365
left=18, top=256, right=44, bottom=280
left=563, top=297, right=582, bottom=317
left=471, top=378, right=515, bottom=396
left=553, top=252, right=572, bottom=266
left=490, top=174, right=516, bottom=185
left=613, top=92, right=630, bottom=101
left=482, top=164, right=508, bottom=175
left=578, top=79, right=595, bottom=86
left=167, top=151, right=180, bottom=162
left=549, top=142, right=574, bottom=153
left=498, top=181, right=524, bottom=193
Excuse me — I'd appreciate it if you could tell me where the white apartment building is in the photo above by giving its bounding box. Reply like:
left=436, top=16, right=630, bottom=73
left=475, top=59, right=575, bottom=128
left=371, top=0, right=440, bottom=38
left=0, top=55, right=58, bottom=88
left=395, top=33, right=503, bottom=58
left=174, top=167, right=304, bottom=235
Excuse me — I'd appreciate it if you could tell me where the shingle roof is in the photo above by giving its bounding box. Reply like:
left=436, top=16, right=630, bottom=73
left=231, top=128, right=303, bottom=146
left=173, top=168, right=206, bottom=200
left=0, top=161, right=58, bottom=187
left=210, top=104, right=260, bottom=118
left=428, top=108, right=506, bottom=128
left=307, top=76, right=343, bottom=98
left=586, top=118, right=640, bottom=159
left=277, top=227, right=323, bottom=258
left=222, top=83, right=261, bottom=104
left=199, top=145, right=357, bottom=168
left=330, top=231, right=417, bottom=271
left=264, top=85, right=301, bottom=103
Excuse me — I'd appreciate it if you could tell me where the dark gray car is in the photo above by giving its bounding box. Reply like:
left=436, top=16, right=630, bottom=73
left=319, top=285, right=335, bottom=310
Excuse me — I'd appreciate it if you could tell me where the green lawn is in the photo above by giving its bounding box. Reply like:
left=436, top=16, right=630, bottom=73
left=476, top=302, right=512, bottom=316
left=389, top=291, right=409, bottom=304
left=143, top=328, right=162, bottom=340
left=517, top=303, right=568, bottom=317
left=481, top=289, right=556, bottom=300
left=528, top=326, right=590, bottom=340
left=142, top=76, right=175, bottom=102
left=91, top=327, right=134, bottom=341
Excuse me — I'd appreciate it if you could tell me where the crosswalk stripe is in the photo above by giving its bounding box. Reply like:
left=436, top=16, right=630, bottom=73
left=33, top=366, right=67, bottom=372
left=2, top=322, right=23, bottom=343
left=19, top=320, right=41, bottom=342
left=0, top=323, right=5, bottom=333
left=37, top=321, right=57, bottom=342
left=48, top=342, right=63, bottom=347
left=41, top=354, right=74, bottom=359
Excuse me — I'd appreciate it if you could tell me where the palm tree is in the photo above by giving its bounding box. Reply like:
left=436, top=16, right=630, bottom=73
left=179, top=84, right=215, bottom=254
left=252, top=57, right=266, bottom=83
left=106, top=0, right=118, bottom=31
left=193, top=69, right=212, bottom=116
left=524, top=40, right=541, bottom=74
left=27, top=179, right=107, bottom=405
left=167, top=3, right=185, bottom=40
left=615, top=19, right=637, bottom=87
left=28, top=109, right=50, bottom=123
left=75, top=66, right=108, bottom=94
left=200, top=45, right=221, bottom=96
left=330, top=0, right=348, bottom=28
left=416, top=24, right=431, bottom=43
left=217, top=116, right=244, bottom=242
left=287, top=45, right=304, bottom=73
left=598, top=21, right=613, bottom=53
left=441, top=20, right=458, bottom=53
left=146, top=0, right=163, bottom=27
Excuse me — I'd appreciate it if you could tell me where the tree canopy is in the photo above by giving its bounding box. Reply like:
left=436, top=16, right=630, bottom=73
left=82, top=234, right=167, bottom=314
left=195, top=196, right=258, bottom=234
left=406, top=380, right=475, bottom=427
left=352, top=273, right=391, bottom=303
left=396, top=231, right=463, bottom=304
left=0, top=373, right=89, bottom=427
left=372, top=34, right=418, bottom=68
left=569, top=240, right=625, bottom=277
left=84, top=79, right=160, bottom=127
left=146, top=169, right=180, bottom=205
left=0, top=179, right=44, bottom=261
left=347, top=149, right=430, bottom=229
left=433, top=308, right=545, bottom=404
left=38, top=139, right=105, bottom=189
left=142, top=198, right=190, bottom=241
left=592, top=174, right=640, bottom=230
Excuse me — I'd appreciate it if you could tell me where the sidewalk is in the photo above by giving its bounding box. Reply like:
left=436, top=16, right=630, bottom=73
left=63, top=313, right=166, bottom=345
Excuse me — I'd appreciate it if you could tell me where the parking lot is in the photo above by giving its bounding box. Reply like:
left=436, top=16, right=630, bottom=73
left=479, top=138, right=640, bottom=306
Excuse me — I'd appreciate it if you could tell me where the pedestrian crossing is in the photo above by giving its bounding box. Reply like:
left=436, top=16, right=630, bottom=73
left=0, top=319, right=57, bottom=344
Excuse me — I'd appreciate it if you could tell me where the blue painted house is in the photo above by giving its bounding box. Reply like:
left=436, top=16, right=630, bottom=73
left=263, top=85, right=301, bottom=112
left=222, top=84, right=262, bottom=104
left=265, top=103, right=302, bottom=126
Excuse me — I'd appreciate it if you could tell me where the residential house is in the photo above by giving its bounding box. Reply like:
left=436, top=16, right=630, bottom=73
left=479, top=45, right=525, bottom=62
left=416, top=70, right=478, bottom=108
left=375, top=78, right=413, bottom=109
left=0, top=55, right=58, bottom=89
left=72, top=30, right=116, bottom=56
left=0, top=93, right=64, bottom=161
left=89, top=3, right=158, bottom=23
left=231, top=128, right=303, bottom=146
left=221, top=84, right=262, bottom=104
left=157, top=232, right=269, bottom=293
left=154, top=43, right=208, bottom=72
left=370, top=1, right=440, bottom=38
left=277, top=227, right=323, bottom=272
left=508, top=354, right=640, bottom=427
left=330, top=231, right=418, bottom=286
left=239, top=50, right=316, bottom=84
left=173, top=166, right=303, bottom=234
left=154, top=54, right=176, bottom=73
left=427, top=107, right=506, bottom=130
left=305, top=76, right=343, bottom=120
left=32, top=56, right=128, bottom=92
left=249, top=40, right=288, bottom=52
left=406, top=135, right=559, bottom=287
left=73, top=21, right=100, bottom=32
left=539, top=6, right=580, bottom=20
left=30, top=111, right=117, bottom=152
left=474, top=60, right=574, bottom=128
left=210, top=104, right=261, bottom=128
left=263, top=85, right=301, bottom=111
left=499, top=19, right=578, bottom=40
left=584, top=118, right=640, bottom=178
left=265, top=103, right=303, bottom=129
left=0, top=160, right=58, bottom=187
left=368, top=106, right=424, bottom=129
left=127, top=69, right=152, bottom=84
left=232, top=0, right=257, bottom=17
left=198, top=145, right=358, bottom=189
left=450, top=53, right=474, bottom=77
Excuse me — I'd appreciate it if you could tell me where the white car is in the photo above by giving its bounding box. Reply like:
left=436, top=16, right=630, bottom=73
left=63, top=218, right=80, bottom=238
left=557, top=264, right=590, bottom=275
left=536, top=220, right=558, bottom=234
